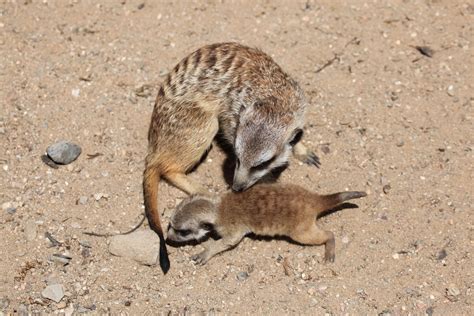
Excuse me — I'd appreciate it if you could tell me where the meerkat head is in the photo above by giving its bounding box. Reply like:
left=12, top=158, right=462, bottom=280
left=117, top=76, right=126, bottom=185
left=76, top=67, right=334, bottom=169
left=233, top=98, right=303, bottom=192
left=167, top=195, right=217, bottom=243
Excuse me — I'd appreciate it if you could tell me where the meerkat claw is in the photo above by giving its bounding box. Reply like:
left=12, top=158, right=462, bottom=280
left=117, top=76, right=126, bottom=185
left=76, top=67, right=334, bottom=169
left=191, top=253, right=206, bottom=265
left=305, top=152, right=321, bottom=168
left=324, top=253, right=335, bottom=263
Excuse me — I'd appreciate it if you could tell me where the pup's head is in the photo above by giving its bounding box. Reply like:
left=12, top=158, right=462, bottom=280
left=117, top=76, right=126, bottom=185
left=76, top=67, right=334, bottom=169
left=233, top=98, right=304, bottom=191
left=166, top=195, right=217, bottom=243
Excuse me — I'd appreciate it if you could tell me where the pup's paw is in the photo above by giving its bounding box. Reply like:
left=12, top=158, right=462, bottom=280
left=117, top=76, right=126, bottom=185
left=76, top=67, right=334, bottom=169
left=190, top=252, right=208, bottom=265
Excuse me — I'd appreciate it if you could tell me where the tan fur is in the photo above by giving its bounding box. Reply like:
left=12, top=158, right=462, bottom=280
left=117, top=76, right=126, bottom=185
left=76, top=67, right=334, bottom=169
left=144, top=43, right=319, bottom=272
left=167, top=184, right=367, bottom=265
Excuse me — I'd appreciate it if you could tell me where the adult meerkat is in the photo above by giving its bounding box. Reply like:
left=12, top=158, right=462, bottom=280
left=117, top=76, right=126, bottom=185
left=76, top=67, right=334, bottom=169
left=144, top=43, right=319, bottom=273
left=167, top=184, right=367, bottom=264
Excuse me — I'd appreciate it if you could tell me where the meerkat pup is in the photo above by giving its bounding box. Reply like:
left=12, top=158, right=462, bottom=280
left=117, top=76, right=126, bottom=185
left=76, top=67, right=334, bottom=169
left=144, top=43, right=319, bottom=273
left=166, top=184, right=367, bottom=265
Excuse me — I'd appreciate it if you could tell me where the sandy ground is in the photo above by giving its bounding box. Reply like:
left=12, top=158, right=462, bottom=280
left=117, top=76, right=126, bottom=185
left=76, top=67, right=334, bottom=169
left=0, top=0, right=473, bottom=314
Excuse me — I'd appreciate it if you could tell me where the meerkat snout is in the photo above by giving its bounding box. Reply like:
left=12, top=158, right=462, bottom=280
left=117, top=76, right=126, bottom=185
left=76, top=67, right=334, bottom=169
left=232, top=106, right=304, bottom=191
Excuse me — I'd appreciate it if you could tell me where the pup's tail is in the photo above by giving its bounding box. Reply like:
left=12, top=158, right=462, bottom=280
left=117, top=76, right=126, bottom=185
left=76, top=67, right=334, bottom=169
left=317, top=191, right=367, bottom=214
left=143, top=164, right=170, bottom=274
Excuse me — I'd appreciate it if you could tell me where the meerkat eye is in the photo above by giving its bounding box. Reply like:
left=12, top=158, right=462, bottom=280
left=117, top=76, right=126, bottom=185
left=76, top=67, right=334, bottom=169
left=177, top=229, right=192, bottom=237
left=251, top=156, right=276, bottom=171
left=289, top=129, right=303, bottom=146
left=199, top=222, right=214, bottom=231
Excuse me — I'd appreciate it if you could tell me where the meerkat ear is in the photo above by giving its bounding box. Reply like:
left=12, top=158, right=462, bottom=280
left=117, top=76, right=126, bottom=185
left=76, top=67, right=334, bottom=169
left=289, top=128, right=303, bottom=146
left=199, top=222, right=214, bottom=232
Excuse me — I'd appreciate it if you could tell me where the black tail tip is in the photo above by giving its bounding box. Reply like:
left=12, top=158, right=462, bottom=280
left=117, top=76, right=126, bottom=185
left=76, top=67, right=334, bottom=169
left=159, top=240, right=170, bottom=274
left=160, top=254, right=170, bottom=274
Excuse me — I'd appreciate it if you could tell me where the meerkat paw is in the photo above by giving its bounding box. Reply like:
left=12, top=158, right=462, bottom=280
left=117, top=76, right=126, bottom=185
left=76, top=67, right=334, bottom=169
left=190, top=252, right=209, bottom=265
left=293, top=143, right=321, bottom=168
left=324, top=251, right=335, bottom=263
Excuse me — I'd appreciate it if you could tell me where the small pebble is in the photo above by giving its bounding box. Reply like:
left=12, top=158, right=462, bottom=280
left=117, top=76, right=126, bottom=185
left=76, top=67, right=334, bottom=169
left=94, top=193, right=109, bottom=201
left=383, top=184, right=391, bottom=194
left=42, top=284, right=65, bottom=303
left=236, top=271, right=249, bottom=281
left=426, top=306, right=434, bottom=316
left=447, top=85, right=455, bottom=97
left=71, top=88, right=80, bottom=98
left=446, top=284, right=460, bottom=301
left=392, top=253, right=400, bottom=260
left=2, top=202, right=13, bottom=211
left=70, top=222, right=81, bottom=229
left=436, top=249, right=447, bottom=260
left=76, top=196, right=88, bottom=205
left=24, top=220, right=37, bottom=241
left=301, top=272, right=311, bottom=280
left=0, top=296, right=10, bottom=310
left=320, top=145, right=330, bottom=154
left=341, top=236, right=350, bottom=244
left=79, top=240, right=91, bottom=248
left=46, top=141, right=82, bottom=165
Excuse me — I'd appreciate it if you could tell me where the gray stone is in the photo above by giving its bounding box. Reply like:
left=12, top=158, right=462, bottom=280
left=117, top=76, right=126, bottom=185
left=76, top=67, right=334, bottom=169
left=41, top=284, right=65, bottom=303
left=236, top=271, right=249, bottom=281
left=109, top=230, right=160, bottom=265
left=46, top=141, right=81, bottom=165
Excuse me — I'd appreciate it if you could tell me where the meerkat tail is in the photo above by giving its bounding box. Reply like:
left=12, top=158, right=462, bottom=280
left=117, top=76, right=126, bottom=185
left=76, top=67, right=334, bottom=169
left=143, top=165, right=170, bottom=274
left=318, top=191, right=367, bottom=211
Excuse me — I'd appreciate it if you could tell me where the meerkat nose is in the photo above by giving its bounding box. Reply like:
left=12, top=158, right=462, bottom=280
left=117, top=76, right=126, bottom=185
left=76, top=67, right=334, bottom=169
left=232, top=182, right=245, bottom=192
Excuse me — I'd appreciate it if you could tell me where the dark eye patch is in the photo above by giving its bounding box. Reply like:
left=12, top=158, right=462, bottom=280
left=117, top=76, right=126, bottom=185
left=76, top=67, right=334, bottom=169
left=289, top=129, right=303, bottom=146
left=251, top=156, right=276, bottom=172
left=177, top=229, right=192, bottom=237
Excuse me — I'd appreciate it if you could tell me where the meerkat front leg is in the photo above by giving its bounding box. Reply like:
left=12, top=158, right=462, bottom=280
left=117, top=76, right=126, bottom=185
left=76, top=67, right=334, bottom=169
left=293, top=142, right=320, bottom=167
left=165, top=172, right=209, bottom=196
left=191, top=234, right=244, bottom=265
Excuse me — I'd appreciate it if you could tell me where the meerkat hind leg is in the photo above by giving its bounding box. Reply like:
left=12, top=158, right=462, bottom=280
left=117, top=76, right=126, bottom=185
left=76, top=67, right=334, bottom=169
left=191, top=234, right=244, bottom=265
left=291, top=224, right=335, bottom=262
left=293, top=142, right=320, bottom=167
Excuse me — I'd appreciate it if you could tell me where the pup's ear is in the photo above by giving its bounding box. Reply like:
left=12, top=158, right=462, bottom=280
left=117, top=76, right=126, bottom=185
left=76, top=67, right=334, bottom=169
left=199, top=222, right=214, bottom=232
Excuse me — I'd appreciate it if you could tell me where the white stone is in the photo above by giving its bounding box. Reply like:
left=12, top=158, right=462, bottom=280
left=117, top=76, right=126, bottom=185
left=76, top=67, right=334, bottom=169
left=109, top=230, right=160, bottom=265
